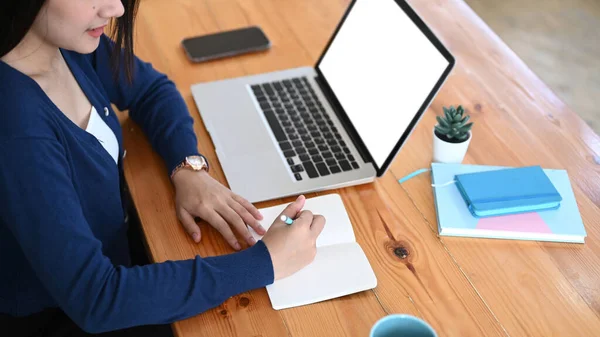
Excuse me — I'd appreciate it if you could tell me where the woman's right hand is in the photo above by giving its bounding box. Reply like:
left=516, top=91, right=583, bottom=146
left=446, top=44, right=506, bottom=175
left=261, top=195, right=326, bottom=281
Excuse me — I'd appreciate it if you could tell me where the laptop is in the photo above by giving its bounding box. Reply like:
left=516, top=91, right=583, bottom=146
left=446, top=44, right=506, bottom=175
left=190, top=0, right=455, bottom=203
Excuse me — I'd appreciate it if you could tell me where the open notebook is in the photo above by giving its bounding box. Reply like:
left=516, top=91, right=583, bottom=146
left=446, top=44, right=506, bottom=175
left=249, top=194, right=377, bottom=310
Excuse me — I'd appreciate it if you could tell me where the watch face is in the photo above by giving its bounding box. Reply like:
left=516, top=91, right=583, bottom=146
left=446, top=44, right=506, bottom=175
left=187, top=156, right=204, bottom=170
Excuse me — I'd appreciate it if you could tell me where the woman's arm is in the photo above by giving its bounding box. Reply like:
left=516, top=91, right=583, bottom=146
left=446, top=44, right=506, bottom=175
left=92, top=34, right=198, bottom=174
left=91, top=34, right=267, bottom=250
left=0, top=138, right=274, bottom=333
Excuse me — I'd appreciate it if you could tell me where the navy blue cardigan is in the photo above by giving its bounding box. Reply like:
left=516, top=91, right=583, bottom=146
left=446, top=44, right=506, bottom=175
left=0, top=35, right=273, bottom=333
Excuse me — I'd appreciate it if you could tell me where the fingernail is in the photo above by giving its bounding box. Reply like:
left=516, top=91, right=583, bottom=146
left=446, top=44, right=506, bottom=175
left=234, top=242, right=241, bottom=250
left=258, top=225, right=266, bottom=232
left=192, top=233, right=199, bottom=242
left=249, top=236, right=257, bottom=245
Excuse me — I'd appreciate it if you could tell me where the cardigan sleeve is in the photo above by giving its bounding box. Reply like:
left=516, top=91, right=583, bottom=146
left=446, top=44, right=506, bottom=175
left=0, top=138, right=274, bottom=333
left=92, top=34, right=200, bottom=174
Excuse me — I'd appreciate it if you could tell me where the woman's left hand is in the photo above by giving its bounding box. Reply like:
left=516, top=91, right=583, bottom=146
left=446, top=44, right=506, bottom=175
left=171, top=169, right=266, bottom=250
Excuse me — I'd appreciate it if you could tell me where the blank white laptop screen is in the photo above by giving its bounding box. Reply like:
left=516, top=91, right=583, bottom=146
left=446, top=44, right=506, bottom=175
left=319, top=0, right=449, bottom=168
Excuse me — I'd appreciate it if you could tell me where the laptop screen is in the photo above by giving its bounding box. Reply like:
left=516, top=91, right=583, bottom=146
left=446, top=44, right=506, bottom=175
left=318, top=0, right=452, bottom=170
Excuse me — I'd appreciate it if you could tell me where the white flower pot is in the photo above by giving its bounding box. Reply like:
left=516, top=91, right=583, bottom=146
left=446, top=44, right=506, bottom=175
left=432, top=129, right=472, bottom=163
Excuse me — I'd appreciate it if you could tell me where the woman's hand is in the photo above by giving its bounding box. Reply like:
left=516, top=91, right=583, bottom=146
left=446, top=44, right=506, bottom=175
left=172, top=169, right=266, bottom=250
left=261, top=195, right=326, bottom=280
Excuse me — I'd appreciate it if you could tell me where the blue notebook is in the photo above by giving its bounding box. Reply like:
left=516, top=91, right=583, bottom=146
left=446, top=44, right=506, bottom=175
left=431, top=163, right=586, bottom=243
left=454, top=166, right=562, bottom=217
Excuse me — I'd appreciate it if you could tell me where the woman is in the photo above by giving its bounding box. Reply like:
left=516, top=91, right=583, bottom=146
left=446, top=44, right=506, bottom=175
left=0, top=0, right=325, bottom=336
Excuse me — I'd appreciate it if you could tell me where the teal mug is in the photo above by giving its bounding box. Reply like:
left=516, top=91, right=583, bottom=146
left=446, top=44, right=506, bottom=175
left=370, top=314, right=437, bottom=337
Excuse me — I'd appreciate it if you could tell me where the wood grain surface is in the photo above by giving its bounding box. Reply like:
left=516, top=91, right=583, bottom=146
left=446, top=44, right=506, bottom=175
left=118, top=0, right=600, bottom=336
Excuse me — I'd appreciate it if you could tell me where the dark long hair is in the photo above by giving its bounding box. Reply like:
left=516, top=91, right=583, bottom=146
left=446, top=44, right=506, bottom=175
left=0, top=0, right=140, bottom=82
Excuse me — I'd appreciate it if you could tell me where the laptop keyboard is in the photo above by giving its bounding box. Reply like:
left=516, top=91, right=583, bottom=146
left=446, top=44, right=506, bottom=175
left=250, top=76, right=359, bottom=181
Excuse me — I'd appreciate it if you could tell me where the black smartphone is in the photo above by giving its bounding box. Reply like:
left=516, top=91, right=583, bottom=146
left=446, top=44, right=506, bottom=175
left=181, top=26, right=270, bottom=62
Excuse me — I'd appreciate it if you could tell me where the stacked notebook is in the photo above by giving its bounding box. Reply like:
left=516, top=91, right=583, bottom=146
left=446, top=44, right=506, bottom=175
left=431, top=163, right=587, bottom=243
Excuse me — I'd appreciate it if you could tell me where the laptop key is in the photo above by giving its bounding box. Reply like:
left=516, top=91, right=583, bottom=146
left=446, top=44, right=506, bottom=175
left=292, top=140, right=303, bottom=148
left=308, top=148, right=319, bottom=155
left=348, top=155, right=355, bottom=162
left=283, top=150, right=296, bottom=158
left=263, top=84, right=274, bottom=95
left=331, top=145, right=341, bottom=153
left=297, top=128, right=308, bottom=135
left=287, top=158, right=294, bottom=165
left=326, top=158, right=337, bottom=166
left=304, top=141, right=315, bottom=149
left=285, top=127, right=295, bottom=134
left=281, top=121, right=292, bottom=128
left=274, top=82, right=284, bottom=91
left=280, top=141, right=292, bottom=151
left=339, top=160, right=352, bottom=171
left=299, top=154, right=311, bottom=162
left=259, top=101, right=271, bottom=110
left=291, top=164, right=304, bottom=173
left=296, top=147, right=307, bottom=154
left=316, top=162, right=330, bottom=176
left=289, top=133, right=299, bottom=140
left=339, top=140, right=346, bottom=147
left=294, top=173, right=303, bottom=181
left=251, top=85, right=262, bottom=94
left=319, top=125, right=329, bottom=132
left=335, top=152, right=345, bottom=160
left=316, top=120, right=327, bottom=127
left=343, top=147, right=351, bottom=154
left=351, top=162, right=359, bottom=170
left=314, top=138, right=325, bottom=145
left=275, top=108, right=285, bottom=115
left=302, top=161, right=319, bottom=178
left=312, top=155, right=323, bottom=163
left=322, top=151, right=333, bottom=159
left=323, top=132, right=333, bottom=139
left=318, top=144, right=329, bottom=152
left=327, top=139, right=338, bottom=146
left=264, top=110, right=286, bottom=141
left=294, top=121, right=304, bottom=128
left=301, top=135, right=312, bottom=142
left=330, top=165, right=341, bottom=174
left=307, top=125, right=318, bottom=132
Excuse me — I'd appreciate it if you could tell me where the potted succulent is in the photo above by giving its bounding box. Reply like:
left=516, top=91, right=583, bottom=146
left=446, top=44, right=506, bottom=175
left=433, top=105, right=473, bottom=163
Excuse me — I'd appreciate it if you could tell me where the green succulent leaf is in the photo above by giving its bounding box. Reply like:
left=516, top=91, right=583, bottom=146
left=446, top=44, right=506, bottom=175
left=437, top=116, right=450, bottom=128
left=435, top=125, right=451, bottom=134
left=460, top=115, right=470, bottom=124
left=444, top=109, right=453, bottom=121
left=457, top=105, right=464, bottom=115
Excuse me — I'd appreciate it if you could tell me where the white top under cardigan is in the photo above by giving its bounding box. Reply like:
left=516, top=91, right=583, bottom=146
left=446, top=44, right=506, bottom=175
left=85, top=106, right=119, bottom=164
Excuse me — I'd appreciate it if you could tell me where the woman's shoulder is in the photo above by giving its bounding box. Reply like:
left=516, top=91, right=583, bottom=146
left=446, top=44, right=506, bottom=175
left=0, top=77, right=58, bottom=143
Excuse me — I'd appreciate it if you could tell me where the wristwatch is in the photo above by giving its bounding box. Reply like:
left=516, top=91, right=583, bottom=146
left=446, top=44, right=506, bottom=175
left=170, top=155, right=209, bottom=179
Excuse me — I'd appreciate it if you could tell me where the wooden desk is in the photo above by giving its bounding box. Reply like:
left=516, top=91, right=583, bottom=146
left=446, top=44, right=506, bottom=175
left=120, top=0, right=600, bottom=336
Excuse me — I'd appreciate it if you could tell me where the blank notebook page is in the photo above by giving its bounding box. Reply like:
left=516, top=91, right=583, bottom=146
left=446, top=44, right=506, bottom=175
left=249, top=194, right=377, bottom=310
